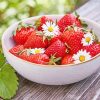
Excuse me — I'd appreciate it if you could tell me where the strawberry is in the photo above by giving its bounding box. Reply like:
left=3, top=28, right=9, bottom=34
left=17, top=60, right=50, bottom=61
left=61, top=54, right=74, bottom=65
left=18, top=50, right=28, bottom=61
left=61, top=29, right=84, bottom=54
left=27, top=54, right=49, bottom=65
left=49, top=34, right=62, bottom=45
left=13, top=23, right=35, bottom=45
left=35, top=16, right=52, bottom=31
left=57, top=14, right=81, bottom=32
left=19, top=50, right=49, bottom=65
left=9, top=45, right=24, bottom=56
left=24, top=32, right=48, bottom=48
left=45, top=40, right=67, bottom=58
left=83, top=43, right=100, bottom=57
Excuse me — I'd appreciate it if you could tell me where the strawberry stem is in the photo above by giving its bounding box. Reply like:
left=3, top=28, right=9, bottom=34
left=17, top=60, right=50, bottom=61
left=65, top=43, right=70, bottom=49
left=55, top=19, right=58, bottom=25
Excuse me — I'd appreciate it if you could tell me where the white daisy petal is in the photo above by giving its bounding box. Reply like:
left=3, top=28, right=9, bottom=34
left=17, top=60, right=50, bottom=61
left=42, top=24, right=48, bottom=30
left=73, top=49, right=92, bottom=64
left=54, top=32, right=59, bottom=36
left=74, top=60, right=81, bottom=64
left=54, top=26, right=59, bottom=31
left=73, top=54, right=79, bottom=60
left=30, top=48, right=45, bottom=54
left=46, top=21, right=51, bottom=27
left=52, top=23, right=56, bottom=27
left=81, top=32, right=94, bottom=46
left=42, top=21, right=59, bottom=37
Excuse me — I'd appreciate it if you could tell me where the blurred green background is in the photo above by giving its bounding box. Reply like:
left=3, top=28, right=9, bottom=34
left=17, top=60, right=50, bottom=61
left=0, top=0, right=87, bottom=38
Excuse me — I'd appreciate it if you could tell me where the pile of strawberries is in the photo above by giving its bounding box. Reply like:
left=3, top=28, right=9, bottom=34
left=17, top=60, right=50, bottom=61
left=9, top=13, right=100, bottom=65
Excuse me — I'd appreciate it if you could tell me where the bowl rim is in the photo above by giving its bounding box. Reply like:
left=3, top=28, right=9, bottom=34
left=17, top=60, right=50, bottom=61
left=2, top=15, right=100, bottom=68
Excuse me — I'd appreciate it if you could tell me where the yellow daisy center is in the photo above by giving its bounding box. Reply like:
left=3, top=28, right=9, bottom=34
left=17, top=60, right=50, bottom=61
left=85, top=37, right=91, bottom=42
left=79, top=55, right=85, bottom=62
left=48, top=26, right=53, bottom=32
left=34, top=49, right=41, bottom=54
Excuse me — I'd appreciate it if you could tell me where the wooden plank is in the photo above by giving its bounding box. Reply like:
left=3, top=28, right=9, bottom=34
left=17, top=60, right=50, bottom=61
left=79, top=75, right=100, bottom=100
left=13, top=0, right=100, bottom=100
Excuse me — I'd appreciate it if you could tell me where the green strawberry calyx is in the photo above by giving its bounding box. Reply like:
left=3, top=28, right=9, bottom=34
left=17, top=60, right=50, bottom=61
left=48, top=54, right=61, bottom=65
left=63, top=25, right=82, bottom=32
left=34, top=18, right=41, bottom=28
left=12, top=22, right=34, bottom=36
left=74, top=11, right=88, bottom=28
left=17, top=22, right=34, bottom=30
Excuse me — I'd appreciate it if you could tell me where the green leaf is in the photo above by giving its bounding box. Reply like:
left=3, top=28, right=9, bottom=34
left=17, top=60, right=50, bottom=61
left=0, top=54, right=5, bottom=67
left=73, top=11, right=80, bottom=18
left=0, top=53, right=19, bottom=99
left=81, top=21, right=88, bottom=28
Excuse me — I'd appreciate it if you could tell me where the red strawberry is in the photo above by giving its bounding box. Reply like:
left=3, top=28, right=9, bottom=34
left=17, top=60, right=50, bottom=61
left=61, top=29, right=84, bottom=54
left=24, top=32, right=48, bottom=48
left=35, top=16, right=52, bottom=31
left=19, top=51, right=49, bottom=65
left=83, top=43, right=100, bottom=57
left=57, top=14, right=81, bottom=32
left=18, top=50, right=28, bottom=61
left=45, top=40, right=67, bottom=58
left=13, top=23, right=35, bottom=45
left=49, top=34, right=62, bottom=45
left=75, top=17, right=81, bottom=27
left=27, top=54, right=49, bottom=65
left=9, top=45, right=24, bottom=56
left=61, top=54, right=74, bottom=65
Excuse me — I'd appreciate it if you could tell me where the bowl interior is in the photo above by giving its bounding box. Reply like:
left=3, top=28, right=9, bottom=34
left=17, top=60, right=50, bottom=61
left=2, top=15, right=100, bottom=56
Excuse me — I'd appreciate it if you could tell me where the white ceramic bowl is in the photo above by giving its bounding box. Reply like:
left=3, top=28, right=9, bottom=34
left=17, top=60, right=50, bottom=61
left=2, top=15, right=100, bottom=85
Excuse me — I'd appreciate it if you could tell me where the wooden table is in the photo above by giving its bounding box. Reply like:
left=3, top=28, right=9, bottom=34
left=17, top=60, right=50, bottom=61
left=13, top=0, right=100, bottom=100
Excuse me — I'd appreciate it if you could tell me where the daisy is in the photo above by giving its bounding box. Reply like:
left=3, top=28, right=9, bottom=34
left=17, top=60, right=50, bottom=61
left=81, top=32, right=94, bottom=46
left=72, top=49, right=91, bottom=64
left=30, top=48, right=45, bottom=54
left=42, top=21, right=59, bottom=37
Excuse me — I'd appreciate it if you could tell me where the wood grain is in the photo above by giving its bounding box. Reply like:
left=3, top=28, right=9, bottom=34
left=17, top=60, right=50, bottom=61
left=13, top=0, right=100, bottom=100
